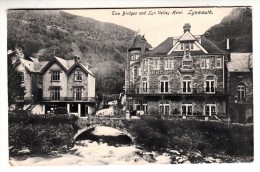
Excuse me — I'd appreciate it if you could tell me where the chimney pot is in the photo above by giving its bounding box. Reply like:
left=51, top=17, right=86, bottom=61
left=74, top=56, right=80, bottom=63
left=183, top=23, right=191, bottom=33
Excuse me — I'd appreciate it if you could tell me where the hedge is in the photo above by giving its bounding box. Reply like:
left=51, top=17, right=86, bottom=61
left=9, top=112, right=79, bottom=155
left=123, top=119, right=253, bottom=156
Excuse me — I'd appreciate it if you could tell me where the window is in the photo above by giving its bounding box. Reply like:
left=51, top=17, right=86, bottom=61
left=182, top=76, right=192, bottom=93
left=205, top=104, right=216, bottom=116
left=134, top=99, right=141, bottom=110
left=51, top=71, right=60, bottom=81
left=181, top=43, right=183, bottom=50
left=74, top=87, right=83, bottom=101
left=238, top=84, right=246, bottom=102
left=154, top=59, right=160, bottom=69
left=182, top=54, right=193, bottom=69
left=205, top=76, right=215, bottom=93
left=190, top=43, right=194, bottom=50
left=143, top=100, right=148, bottom=114
left=39, top=75, right=43, bottom=83
left=74, top=70, right=83, bottom=81
left=205, top=59, right=210, bottom=69
left=142, top=82, right=147, bottom=92
left=142, top=77, right=148, bottom=93
left=134, top=66, right=138, bottom=77
left=51, top=87, right=60, bottom=101
left=131, top=54, right=140, bottom=60
left=200, top=58, right=205, bottom=69
left=215, top=58, right=222, bottom=68
left=164, top=59, right=174, bottom=69
left=182, top=102, right=193, bottom=115
left=160, top=76, right=169, bottom=93
left=160, top=101, right=170, bottom=115
left=143, top=60, right=148, bottom=71
left=21, top=72, right=24, bottom=83
left=185, top=43, right=190, bottom=51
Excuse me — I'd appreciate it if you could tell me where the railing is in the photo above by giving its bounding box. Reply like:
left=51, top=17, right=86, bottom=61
left=14, top=97, right=32, bottom=103
left=126, top=87, right=226, bottom=95
left=42, top=97, right=97, bottom=102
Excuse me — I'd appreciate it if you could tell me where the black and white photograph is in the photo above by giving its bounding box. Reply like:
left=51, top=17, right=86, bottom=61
left=1, top=0, right=259, bottom=170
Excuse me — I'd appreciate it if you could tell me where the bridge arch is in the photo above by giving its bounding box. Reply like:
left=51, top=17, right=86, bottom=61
left=74, top=118, right=134, bottom=144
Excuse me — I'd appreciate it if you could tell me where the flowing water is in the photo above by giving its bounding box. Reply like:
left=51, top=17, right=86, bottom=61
left=10, top=126, right=172, bottom=166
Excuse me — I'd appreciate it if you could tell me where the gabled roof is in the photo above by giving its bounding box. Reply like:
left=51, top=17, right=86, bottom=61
left=67, top=62, right=94, bottom=77
left=40, top=56, right=69, bottom=73
left=179, top=31, right=197, bottom=42
left=227, top=53, right=253, bottom=72
left=143, top=35, right=225, bottom=57
left=129, top=34, right=152, bottom=51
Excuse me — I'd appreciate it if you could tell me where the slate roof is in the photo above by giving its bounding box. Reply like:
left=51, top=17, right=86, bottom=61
left=227, top=53, right=253, bottom=72
left=146, top=37, right=173, bottom=56
left=129, top=34, right=152, bottom=51
left=34, top=61, right=49, bottom=72
left=200, top=36, right=226, bottom=54
left=143, top=35, right=225, bottom=57
left=20, top=58, right=35, bottom=72
left=67, top=62, right=94, bottom=77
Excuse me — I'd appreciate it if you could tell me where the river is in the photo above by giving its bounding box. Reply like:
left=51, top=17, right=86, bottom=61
left=10, top=126, right=172, bottom=165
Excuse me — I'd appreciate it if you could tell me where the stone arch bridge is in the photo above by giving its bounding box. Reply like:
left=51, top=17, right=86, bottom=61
left=74, top=117, right=133, bottom=141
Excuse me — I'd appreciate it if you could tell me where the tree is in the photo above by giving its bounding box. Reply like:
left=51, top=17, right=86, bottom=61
left=8, top=51, right=25, bottom=108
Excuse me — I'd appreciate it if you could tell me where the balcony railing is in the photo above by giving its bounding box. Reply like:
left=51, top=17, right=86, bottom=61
left=126, top=87, right=226, bottom=95
left=42, top=97, right=97, bottom=102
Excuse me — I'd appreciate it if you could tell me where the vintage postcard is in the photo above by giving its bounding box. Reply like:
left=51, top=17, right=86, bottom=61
left=1, top=1, right=259, bottom=171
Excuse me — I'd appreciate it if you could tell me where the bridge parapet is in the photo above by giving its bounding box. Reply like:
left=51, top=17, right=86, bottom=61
left=74, top=117, right=133, bottom=141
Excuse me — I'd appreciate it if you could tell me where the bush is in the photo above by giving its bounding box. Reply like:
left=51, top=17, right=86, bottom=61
left=9, top=112, right=79, bottom=155
left=122, top=119, right=253, bottom=156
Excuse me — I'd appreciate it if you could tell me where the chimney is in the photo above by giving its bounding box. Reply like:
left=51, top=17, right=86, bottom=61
left=227, top=38, right=230, bottom=50
left=74, top=56, right=81, bottom=63
left=183, top=23, right=191, bottom=33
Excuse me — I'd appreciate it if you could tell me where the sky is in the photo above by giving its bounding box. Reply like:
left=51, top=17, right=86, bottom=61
left=64, top=7, right=234, bottom=47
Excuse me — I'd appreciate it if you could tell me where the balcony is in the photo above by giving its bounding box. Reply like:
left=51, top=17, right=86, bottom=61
left=42, top=97, right=97, bottom=103
left=126, top=87, right=227, bottom=97
left=14, top=97, right=32, bottom=104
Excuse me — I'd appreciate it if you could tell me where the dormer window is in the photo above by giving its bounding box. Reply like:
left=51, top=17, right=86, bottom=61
left=131, top=54, right=140, bottom=60
left=74, top=70, right=83, bottom=81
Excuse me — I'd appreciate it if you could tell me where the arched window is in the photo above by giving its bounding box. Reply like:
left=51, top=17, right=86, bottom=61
left=142, top=77, right=148, bottom=93
left=182, top=101, right=193, bottom=116
left=238, top=83, right=246, bottom=102
left=160, top=76, right=169, bottom=93
left=159, top=100, right=170, bottom=115
left=204, top=101, right=216, bottom=116
left=182, top=76, right=192, bottom=93
left=205, top=76, right=215, bottom=93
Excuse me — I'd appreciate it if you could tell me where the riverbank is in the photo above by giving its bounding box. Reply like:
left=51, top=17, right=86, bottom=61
left=122, top=118, right=253, bottom=160
left=9, top=112, right=253, bottom=164
left=9, top=112, right=79, bottom=156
